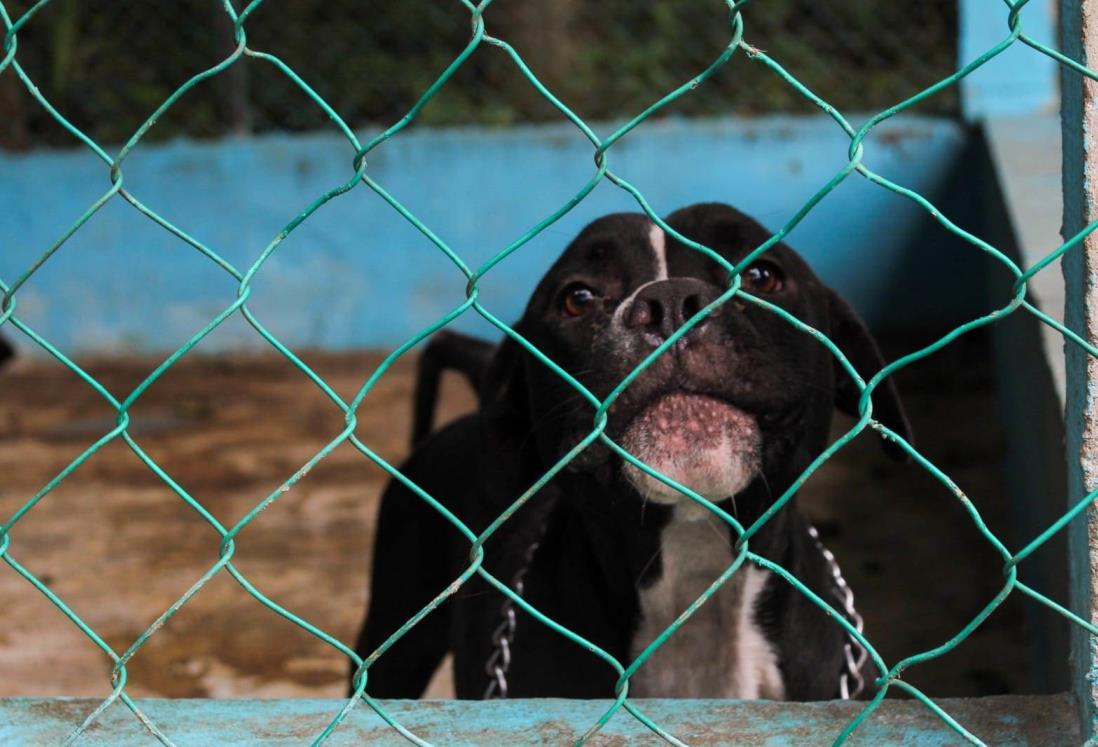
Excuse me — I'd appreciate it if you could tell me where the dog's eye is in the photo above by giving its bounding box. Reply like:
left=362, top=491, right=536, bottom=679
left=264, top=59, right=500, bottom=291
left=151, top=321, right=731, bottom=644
left=561, top=283, right=599, bottom=317
left=742, top=261, right=784, bottom=294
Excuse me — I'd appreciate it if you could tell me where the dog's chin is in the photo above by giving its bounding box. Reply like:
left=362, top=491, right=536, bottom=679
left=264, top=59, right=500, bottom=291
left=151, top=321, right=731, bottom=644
left=620, top=393, right=760, bottom=505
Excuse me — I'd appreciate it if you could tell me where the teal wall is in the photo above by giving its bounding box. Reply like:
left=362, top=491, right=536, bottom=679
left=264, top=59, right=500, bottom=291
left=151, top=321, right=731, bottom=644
left=0, top=115, right=970, bottom=355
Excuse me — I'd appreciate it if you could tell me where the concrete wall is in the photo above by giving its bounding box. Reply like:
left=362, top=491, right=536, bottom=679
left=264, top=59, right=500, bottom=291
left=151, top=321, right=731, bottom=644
left=0, top=115, right=971, bottom=355
left=982, top=118, right=1070, bottom=693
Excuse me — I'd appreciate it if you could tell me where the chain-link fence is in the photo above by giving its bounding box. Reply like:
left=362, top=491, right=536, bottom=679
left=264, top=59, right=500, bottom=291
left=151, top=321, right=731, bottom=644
left=0, top=0, right=957, bottom=149
left=0, top=0, right=1093, bottom=745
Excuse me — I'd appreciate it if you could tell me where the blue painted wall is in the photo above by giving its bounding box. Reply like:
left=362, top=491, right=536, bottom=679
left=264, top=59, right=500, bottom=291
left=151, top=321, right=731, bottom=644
left=0, top=115, right=969, bottom=355
left=958, top=0, right=1059, bottom=120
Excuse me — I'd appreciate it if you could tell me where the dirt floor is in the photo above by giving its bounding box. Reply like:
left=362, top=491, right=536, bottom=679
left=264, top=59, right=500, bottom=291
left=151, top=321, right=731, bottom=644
left=0, top=331, right=1035, bottom=701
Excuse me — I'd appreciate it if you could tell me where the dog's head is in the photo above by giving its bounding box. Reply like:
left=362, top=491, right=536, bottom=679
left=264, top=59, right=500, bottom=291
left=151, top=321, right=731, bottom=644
left=482, top=202, right=910, bottom=506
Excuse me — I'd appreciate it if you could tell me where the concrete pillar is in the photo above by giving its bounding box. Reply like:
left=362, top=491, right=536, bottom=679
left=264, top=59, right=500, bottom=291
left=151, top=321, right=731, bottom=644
left=1061, top=0, right=1098, bottom=739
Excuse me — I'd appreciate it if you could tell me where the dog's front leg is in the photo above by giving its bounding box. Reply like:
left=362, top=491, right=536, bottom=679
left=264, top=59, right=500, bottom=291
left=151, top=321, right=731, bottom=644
left=350, top=468, right=457, bottom=699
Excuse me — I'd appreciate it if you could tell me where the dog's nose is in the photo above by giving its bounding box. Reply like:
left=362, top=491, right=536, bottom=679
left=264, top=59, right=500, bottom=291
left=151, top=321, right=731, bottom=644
left=624, top=278, right=718, bottom=343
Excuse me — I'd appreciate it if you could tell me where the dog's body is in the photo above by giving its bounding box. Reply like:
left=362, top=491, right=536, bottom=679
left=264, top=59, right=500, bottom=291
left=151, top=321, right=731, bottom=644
left=353, top=203, right=909, bottom=700
left=409, top=330, right=493, bottom=447
left=0, top=335, right=12, bottom=370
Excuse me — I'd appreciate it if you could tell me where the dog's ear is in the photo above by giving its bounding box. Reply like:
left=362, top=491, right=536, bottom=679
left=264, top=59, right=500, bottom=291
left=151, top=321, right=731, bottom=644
left=825, top=288, right=912, bottom=460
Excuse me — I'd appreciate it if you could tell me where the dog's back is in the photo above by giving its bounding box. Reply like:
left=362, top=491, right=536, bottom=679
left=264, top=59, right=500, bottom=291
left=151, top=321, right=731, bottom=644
left=410, top=331, right=494, bottom=446
left=0, top=334, right=14, bottom=370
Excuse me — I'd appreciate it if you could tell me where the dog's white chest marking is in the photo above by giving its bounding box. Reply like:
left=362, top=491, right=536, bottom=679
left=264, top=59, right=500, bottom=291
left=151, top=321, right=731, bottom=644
left=630, top=504, right=785, bottom=699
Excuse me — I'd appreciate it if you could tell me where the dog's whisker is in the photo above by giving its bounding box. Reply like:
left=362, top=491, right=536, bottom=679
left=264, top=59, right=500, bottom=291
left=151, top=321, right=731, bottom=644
left=757, top=471, right=775, bottom=503
left=519, top=403, right=591, bottom=450
left=634, top=545, right=663, bottom=592
left=703, top=509, right=734, bottom=550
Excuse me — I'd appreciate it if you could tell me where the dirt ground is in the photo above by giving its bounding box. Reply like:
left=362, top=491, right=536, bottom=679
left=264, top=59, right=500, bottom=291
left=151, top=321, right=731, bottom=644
left=0, top=331, right=1034, bottom=701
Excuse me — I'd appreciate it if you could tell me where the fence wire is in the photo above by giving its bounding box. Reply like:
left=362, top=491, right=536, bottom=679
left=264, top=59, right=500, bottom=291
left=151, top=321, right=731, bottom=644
left=0, top=0, right=1094, bottom=745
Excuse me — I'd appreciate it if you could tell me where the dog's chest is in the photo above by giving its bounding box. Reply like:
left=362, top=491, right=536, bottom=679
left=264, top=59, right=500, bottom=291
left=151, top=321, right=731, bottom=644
left=629, top=509, right=784, bottom=699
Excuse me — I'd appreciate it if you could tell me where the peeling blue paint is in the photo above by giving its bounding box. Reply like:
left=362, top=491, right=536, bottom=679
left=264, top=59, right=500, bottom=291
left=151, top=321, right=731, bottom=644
left=0, top=695, right=1078, bottom=746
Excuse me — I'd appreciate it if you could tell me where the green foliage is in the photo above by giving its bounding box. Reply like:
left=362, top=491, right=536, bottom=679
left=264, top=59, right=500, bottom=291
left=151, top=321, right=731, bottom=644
left=2, top=0, right=956, bottom=149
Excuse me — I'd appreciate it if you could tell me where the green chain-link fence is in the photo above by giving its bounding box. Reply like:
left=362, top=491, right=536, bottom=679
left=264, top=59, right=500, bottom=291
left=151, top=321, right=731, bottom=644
left=0, top=0, right=1094, bottom=745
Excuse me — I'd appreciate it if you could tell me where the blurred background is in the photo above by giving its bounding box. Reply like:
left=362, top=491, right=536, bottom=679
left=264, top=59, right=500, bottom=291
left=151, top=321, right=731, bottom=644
left=0, top=0, right=958, bottom=148
left=0, top=0, right=1070, bottom=708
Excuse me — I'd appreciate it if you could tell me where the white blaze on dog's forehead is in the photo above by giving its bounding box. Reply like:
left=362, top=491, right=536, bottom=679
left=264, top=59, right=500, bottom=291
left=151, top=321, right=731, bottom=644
left=610, top=223, right=669, bottom=328
left=647, top=222, right=668, bottom=281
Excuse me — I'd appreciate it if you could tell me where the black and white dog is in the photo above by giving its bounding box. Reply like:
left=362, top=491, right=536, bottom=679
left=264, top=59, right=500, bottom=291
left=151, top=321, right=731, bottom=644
left=0, top=334, right=13, bottom=371
left=353, top=202, right=910, bottom=700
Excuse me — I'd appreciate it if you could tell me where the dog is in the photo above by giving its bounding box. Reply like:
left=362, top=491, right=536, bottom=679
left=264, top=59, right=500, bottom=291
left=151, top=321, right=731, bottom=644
left=0, top=334, right=12, bottom=371
left=352, top=202, right=910, bottom=701
left=409, top=330, right=493, bottom=447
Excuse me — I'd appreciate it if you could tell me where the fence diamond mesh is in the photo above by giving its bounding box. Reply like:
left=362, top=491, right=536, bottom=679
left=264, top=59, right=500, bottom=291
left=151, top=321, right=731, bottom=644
left=0, top=0, right=1093, bottom=745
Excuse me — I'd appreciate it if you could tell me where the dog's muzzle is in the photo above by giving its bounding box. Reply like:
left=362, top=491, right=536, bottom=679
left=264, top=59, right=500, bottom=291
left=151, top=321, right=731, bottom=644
left=620, top=392, right=761, bottom=504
